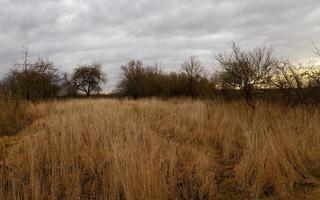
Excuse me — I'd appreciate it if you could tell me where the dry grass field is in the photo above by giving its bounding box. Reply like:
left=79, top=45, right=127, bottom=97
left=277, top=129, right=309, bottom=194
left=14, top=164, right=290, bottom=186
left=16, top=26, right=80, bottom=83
left=1, top=99, right=320, bottom=200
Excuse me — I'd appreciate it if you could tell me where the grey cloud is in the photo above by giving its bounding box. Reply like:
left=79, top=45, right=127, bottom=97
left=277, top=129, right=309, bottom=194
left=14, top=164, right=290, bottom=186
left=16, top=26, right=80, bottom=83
left=0, top=0, right=320, bottom=91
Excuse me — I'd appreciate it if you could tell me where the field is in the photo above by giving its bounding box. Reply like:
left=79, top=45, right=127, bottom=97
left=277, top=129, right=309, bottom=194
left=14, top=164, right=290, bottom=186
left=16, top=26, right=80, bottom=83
left=1, top=99, right=320, bottom=199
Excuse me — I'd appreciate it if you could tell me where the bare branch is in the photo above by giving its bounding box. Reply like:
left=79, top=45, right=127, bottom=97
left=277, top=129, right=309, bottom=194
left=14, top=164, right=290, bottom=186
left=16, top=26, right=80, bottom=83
left=312, top=42, right=320, bottom=56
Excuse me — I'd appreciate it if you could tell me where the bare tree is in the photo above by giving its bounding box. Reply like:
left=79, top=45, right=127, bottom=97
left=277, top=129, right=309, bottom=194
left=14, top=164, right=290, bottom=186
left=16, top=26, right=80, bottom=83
left=216, top=43, right=277, bottom=107
left=9, top=47, right=32, bottom=72
left=181, top=56, right=204, bottom=78
left=271, top=61, right=309, bottom=103
left=181, top=56, right=206, bottom=98
left=71, top=63, right=106, bottom=97
left=3, top=51, right=61, bottom=100
left=60, top=73, right=78, bottom=97
left=33, top=57, right=57, bottom=75
left=116, top=60, right=146, bottom=98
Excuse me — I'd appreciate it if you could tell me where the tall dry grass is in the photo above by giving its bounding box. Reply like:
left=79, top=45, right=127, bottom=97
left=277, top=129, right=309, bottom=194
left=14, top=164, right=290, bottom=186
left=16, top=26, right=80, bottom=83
left=1, top=99, right=320, bottom=199
left=0, top=99, right=34, bottom=136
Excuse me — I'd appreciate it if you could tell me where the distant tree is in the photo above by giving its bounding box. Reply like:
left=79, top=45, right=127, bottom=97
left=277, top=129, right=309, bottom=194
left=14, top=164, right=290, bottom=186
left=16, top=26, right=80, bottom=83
left=216, top=43, right=277, bottom=107
left=181, top=56, right=206, bottom=98
left=271, top=61, right=309, bottom=103
left=116, top=59, right=213, bottom=98
left=2, top=49, right=61, bottom=101
left=61, top=73, right=78, bottom=97
left=116, top=60, right=149, bottom=98
left=16, top=46, right=32, bottom=71
left=32, top=58, right=61, bottom=97
left=71, top=63, right=106, bottom=97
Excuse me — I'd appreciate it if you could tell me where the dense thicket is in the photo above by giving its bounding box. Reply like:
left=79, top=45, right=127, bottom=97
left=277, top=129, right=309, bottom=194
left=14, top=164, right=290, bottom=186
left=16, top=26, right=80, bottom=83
left=116, top=59, right=213, bottom=98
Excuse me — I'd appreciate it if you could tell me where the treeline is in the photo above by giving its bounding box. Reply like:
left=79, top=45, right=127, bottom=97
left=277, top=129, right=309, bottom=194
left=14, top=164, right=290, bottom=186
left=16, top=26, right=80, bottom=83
left=116, top=43, right=320, bottom=107
left=0, top=48, right=106, bottom=101
left=116, top=58, right=212, bottom=98
left=1, top=43, right=320, bottom=107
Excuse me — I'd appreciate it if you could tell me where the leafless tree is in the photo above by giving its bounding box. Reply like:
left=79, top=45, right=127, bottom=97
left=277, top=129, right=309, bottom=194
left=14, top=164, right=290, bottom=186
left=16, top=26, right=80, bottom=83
left=11, top=46, right=32, bottom=71
left=32, top=57, right=57, bottom=75
left=216, top=43, right=277, bottom=107
left=116, top=60, right=147, bottom=98
left=181, top=56, right=206, bottom=98
left=3, top=49, right=61, bottom=100
left=71, top=63, right=106, bottom=97
left=181, top=56, right=204, bottom=78
left=60, top=73, right=78, bottom=97
left=306, top=45, right=320, bottom=102
left=271, top=61, right=309, bottom=103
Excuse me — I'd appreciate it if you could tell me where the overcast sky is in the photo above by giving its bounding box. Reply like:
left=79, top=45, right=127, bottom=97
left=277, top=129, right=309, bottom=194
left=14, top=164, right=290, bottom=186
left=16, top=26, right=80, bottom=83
left=0, top=0, right=320, bottom=91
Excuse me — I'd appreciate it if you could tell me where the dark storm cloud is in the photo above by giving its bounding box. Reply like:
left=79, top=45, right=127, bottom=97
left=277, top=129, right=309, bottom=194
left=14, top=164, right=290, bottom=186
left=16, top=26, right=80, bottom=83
left=0, top=0, right=320, bottom=91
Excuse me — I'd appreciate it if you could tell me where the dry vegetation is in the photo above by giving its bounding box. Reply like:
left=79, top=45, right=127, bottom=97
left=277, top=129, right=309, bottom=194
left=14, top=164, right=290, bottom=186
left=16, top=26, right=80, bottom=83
left=1, top=99, right=320, bottom=200
left=0, top=99, right=34, bottom=136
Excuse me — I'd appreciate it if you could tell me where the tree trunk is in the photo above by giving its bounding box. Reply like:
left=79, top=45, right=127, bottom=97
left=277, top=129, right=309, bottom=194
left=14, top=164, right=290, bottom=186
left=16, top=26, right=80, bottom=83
left=86, top=91, right=91, bottom=97
left=243, top=85, right=255, bottom=109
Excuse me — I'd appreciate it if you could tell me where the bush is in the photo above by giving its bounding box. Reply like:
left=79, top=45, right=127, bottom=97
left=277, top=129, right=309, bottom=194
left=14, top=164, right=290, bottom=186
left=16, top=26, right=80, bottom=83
left=2, top=58, right=61, bottom=101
